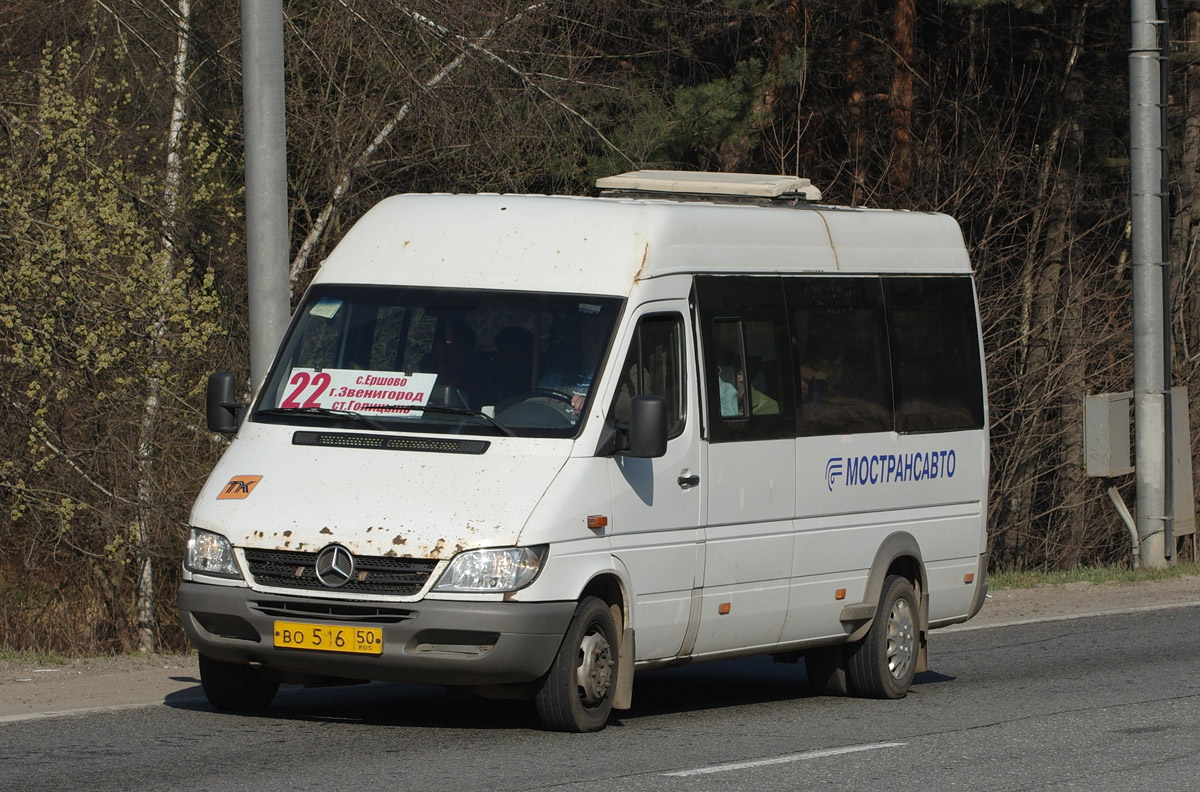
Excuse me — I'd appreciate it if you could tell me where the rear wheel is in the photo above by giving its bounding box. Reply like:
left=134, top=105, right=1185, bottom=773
left=847, top=574, right=918, bottom=699
left=534, top=597, right=618, bottom=732
left=198, top=654, right=279, bottom=712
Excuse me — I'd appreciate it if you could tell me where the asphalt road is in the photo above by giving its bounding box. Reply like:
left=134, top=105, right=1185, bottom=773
left=3, top=605, right=1199, bottom=792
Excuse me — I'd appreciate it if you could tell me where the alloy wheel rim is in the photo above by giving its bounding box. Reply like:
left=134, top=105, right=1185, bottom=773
left=886, top=597, right=915, bottom=680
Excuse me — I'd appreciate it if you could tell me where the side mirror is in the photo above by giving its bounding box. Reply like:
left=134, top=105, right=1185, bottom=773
left=626, top=395, right=668, bottom=458
left=206, top=372, right=246, bottom=434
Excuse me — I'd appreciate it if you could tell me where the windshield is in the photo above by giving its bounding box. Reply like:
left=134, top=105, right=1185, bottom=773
left=255, top=284, right=623, bottom=438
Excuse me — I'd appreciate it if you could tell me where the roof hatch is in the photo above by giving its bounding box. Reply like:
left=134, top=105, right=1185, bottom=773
left=595, top=170, right=822, bottom=202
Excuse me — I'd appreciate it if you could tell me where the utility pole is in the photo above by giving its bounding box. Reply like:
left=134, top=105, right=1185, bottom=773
left=1129, top=0, right=1171, bottom=568
left=242, top=1, right=292, bottom=390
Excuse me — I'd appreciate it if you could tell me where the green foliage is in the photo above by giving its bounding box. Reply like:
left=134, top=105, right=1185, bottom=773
left=669, top=58, right=765, bottom=163
left=0, top=39, right=233, bottom=653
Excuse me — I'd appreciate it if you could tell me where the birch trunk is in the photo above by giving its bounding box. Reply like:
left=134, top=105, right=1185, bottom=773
left=133, top=0, right=192, bottom=653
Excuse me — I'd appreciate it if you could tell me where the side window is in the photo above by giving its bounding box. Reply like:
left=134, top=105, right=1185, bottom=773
left=884, top=277, right=985, bottom=432
left=786, top=277, right=893, bottom=436
left=695, top=276, right=794, bottom=442
left=611, top=314, right=686, bottom=436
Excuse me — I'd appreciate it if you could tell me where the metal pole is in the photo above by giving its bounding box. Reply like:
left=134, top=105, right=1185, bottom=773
left=1130, top=0, right=1168, bottom=567
left=242, top=0, right=291, bottom=391
left=1159, top=0, right=1175, bottom=560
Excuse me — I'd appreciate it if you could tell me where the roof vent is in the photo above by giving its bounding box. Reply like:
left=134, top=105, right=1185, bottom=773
left=596, top=170, right=822, bottom=202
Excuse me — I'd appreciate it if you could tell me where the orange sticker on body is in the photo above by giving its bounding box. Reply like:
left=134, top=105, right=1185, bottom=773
left=217, top=475, right=263, bottom=500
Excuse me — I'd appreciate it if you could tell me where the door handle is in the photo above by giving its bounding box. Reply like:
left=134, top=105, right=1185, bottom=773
left=678, top=473, right=700, bottom=488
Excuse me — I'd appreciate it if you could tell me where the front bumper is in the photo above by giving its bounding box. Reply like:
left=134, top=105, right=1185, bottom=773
left=179, top=582, right=574, bottom=686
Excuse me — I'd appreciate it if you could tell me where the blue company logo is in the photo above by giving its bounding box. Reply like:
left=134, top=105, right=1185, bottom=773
left=825, top=450, right=957, bottom=492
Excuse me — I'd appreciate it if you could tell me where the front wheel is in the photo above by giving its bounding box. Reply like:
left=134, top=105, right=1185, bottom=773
left=846, top=574, right=919, bottom=699
left=534, top=597, right=618, bottom=732
left=198, top=653, right=279, bottom=712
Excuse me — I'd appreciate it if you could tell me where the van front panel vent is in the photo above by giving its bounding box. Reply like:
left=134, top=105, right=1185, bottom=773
left=291, top=431, right=490, bottom=455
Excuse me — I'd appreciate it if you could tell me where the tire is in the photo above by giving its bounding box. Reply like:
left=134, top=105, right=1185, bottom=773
left=847, top=574, right=919, bottom=699
left=198, top=653, right=279, bottom=712
left=534, top=597, right=619, bottom=732
left=805, top=645, right=850, bottom=696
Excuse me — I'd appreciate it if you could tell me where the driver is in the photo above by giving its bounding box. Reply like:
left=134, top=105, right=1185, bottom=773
left=538, top=311, right=610, bottom=418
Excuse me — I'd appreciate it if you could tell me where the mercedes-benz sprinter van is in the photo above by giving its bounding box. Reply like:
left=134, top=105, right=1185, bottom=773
left=180, top=171, right=989, bottom=731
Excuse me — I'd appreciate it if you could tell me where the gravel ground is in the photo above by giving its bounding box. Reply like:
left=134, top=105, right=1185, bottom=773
left=2, top=574, right=1199, bottom=720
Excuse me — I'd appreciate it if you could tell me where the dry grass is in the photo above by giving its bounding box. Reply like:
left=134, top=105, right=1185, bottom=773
left=992, top=559, right=1200, bottom=590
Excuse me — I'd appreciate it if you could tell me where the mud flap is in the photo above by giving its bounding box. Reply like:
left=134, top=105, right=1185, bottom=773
left=916, top=590, right=930, bottom=673
left=613, top=627, right=635, bottom=710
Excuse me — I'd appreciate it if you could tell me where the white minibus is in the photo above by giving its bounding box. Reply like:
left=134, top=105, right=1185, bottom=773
left=180, top=170, right=989, bottom=732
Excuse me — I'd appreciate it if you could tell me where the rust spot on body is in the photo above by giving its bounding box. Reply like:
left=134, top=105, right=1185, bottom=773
left=393, top=535, right=407, bottom=545
left=633, top=242, right=650, bottom=282
left=320, top=527, right=333, bottom=535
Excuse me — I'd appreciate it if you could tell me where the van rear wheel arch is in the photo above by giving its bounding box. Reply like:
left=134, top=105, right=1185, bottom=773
left=845, top=532, right=927, bottom=643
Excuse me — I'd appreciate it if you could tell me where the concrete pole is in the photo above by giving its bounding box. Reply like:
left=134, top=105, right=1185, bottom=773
left=1130, top=0, right=1168, bottom=567
left=242, top=0, right=292, bottom=391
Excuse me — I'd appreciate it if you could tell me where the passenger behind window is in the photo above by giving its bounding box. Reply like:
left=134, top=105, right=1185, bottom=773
left=718, top=365, right=739, bottom=417
left=738, top=368, right=778, bottom=415
left=717, top=361, right=778, bottom=417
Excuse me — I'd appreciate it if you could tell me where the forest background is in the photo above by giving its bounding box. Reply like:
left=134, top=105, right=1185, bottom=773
left=3, top=0, right=1200, bottom=655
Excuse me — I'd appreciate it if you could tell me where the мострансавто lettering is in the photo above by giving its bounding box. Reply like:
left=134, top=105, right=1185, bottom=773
left=824, top=450, right=956, bottom=491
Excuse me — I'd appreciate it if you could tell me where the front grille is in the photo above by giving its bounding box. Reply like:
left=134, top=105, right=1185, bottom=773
left=243, top=548, right=439, bottom=597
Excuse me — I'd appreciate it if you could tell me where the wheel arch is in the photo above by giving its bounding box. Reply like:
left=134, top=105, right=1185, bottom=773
left=581, top=571, right=629, bottom=626
left=842, top=531, right=928, bottom=644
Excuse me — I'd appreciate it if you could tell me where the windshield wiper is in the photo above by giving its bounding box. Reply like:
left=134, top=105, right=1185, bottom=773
left=255, top=406, right=386, bottom=431
left=408, top=405, right=515, bottom=437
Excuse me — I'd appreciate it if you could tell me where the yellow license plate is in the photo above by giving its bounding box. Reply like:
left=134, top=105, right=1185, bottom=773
left=273, top=621, right=383, bottom=655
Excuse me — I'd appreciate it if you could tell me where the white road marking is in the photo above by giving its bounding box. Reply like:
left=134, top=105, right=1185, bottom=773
left=662, top=741, right=907, bottom=777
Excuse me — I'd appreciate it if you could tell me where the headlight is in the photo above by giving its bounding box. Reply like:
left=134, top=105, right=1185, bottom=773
left=185, top=528, right=242, bottom=578
left=434, top=546, right=546, bottom=593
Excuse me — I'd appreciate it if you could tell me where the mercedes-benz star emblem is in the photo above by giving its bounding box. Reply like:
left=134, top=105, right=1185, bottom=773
left=314, top=544, right=355, bottom=588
